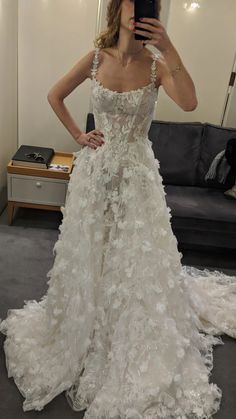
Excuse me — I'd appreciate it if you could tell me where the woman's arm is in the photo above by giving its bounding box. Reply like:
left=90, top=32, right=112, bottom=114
left=158, top=45, right=198, bottom=112
left=47, top=50, right=95, bottom=143
left=135, top=18, right=198, bottom=112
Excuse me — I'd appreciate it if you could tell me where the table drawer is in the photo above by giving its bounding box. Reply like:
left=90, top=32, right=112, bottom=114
left=7, top=173, right=68, bottom=206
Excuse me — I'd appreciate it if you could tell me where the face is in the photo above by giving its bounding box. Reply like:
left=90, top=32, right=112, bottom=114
left=120, top=0, right=135, bottom=31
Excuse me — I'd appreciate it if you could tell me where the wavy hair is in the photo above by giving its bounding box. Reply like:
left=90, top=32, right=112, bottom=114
left=94, top=0, right=161, bottom=49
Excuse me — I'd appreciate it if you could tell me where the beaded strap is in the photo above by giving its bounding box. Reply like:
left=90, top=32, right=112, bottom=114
left=151, top=52, right=161, bottom=84
left=91, top=47, right=100, bottom=79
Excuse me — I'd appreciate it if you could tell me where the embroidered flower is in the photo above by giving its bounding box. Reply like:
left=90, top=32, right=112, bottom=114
left=53, top=308, right=63, bottom=316
left=146, top=169, right=155, bottom=181
left=177, top=347, right=185, bottom=359
left=94, top=231, right=103, bottom=242
left=156, top=303, right=166, bottom=313
left=117, top=220, right=127, bottom=229
left=141, top=240, right=152, bottom=252
left=176, top=388, right=182, bottom=399
left=86, top=214, right=96, bottom=225
left=167, top=279, right=175, bottom=288
left=140, top=359, right=149, bottom=372
left=112, top=238, right=124, bottom=249
left=79, top=198, right=88, bottom=208
left=162, top=258, right=170, bottom=268
left=123, top=167, right=133, bottom=179
left=125, top=264, right=135, bottom=278
left=173, top=374, right=182, bottom=383
left=113, top=299, right=121, bottom=309
left=160, top=227, right=167, bottom=237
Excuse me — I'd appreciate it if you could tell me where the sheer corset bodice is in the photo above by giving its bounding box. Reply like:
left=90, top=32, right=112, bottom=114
left=90, top=47, right=161, bottom=145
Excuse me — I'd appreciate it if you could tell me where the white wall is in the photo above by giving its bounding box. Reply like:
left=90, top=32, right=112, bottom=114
left=159, top=0, right=171, bottom=28
left=156, top=0, right=236, bottom=124
left=18, top=0, right=99, bottom=152
left=0, top=0, right=18, bottom=213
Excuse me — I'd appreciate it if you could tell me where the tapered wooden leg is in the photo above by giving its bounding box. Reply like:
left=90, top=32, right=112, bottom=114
left=7, top=202, right=14, bottom=225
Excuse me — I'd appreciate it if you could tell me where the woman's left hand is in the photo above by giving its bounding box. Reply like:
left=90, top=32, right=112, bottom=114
left=134, top=18, right=172, bottom=53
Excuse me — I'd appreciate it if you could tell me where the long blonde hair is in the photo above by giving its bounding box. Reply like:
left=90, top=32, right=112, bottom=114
left=94, top=0, right=161, bottom=49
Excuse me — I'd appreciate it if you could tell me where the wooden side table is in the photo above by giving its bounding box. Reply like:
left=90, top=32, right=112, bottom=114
left=7, top=151, right=75, bottom=225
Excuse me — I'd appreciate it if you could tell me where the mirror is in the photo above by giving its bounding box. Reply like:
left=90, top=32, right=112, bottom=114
left=0, top=4, right=236, bottom=419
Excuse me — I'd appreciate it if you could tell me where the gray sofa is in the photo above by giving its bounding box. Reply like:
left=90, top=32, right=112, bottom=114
left=86, top=114, right=236, bottom=253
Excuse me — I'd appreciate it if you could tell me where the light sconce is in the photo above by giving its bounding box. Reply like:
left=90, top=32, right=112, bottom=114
left=183, top=1, right=201, bottom=12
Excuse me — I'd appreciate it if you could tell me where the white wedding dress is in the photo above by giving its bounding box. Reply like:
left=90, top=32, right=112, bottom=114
left=1, top=47, right=236, bottom=418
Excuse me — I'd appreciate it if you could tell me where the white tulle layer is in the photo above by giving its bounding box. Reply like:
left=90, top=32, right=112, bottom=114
left=1, top=139, right=236, bottom=419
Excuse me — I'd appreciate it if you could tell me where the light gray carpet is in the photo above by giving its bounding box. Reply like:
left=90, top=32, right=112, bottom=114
left=0, top=206, right=236, bottom=418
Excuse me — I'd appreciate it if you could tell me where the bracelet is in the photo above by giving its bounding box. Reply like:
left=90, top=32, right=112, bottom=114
left=170, top=62, right=182, bottom=77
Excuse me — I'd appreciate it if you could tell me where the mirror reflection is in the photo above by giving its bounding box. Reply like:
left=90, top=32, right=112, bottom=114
left=0, top=2, right=236, bottom=417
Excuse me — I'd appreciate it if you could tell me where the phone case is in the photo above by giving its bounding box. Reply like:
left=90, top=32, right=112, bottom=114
left=134, top=0, right=157, bottom=41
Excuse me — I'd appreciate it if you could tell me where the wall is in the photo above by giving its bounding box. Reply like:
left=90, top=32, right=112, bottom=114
left=18, top=0, right=99, bottom=153
left=0, top=0, right=18, bottom=214
left=155, top=0, right=236, bottom=124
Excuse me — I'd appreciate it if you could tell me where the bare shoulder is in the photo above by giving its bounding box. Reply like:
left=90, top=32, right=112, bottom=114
left=47, top=49, right=97, bottom=100
left=64, top=48, right=96, bottom=80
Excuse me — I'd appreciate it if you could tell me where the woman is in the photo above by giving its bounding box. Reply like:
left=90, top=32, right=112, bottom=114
left=1, top=0, right=236, bottom=417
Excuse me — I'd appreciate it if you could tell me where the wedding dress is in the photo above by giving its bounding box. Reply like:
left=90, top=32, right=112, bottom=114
left=1, top=47, right=236, bottom=419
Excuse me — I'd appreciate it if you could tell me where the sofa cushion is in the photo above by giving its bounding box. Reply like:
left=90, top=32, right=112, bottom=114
left=164, top=184, right=236, bottom=224
left=148, top=120, right=203, bottom=186
left=167, top=185, right=236, bottom=250
left=196, top=123, right=236, bottom=189
left=171, top=217, right=236, bottom=251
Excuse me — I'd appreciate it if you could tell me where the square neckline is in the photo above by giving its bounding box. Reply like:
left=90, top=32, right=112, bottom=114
left=93, top=77, right=157, bottom=95
left=91, top=47, right=160, bottom=95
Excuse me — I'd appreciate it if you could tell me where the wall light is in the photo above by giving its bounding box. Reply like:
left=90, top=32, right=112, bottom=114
left=183, top=1, right=201, bottom=12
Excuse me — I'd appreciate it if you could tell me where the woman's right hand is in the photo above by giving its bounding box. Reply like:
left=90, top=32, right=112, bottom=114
left=76, top=130, right=105, bottom=150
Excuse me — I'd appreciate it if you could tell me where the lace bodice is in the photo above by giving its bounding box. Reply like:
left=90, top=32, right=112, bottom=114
left=90, top=47, right=161, bottom=144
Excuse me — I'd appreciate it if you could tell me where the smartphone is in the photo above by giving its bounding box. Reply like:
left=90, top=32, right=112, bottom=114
left=134, top=0, right=157, bottom=41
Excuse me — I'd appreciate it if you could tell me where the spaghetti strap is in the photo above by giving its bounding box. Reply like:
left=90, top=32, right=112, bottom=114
left=91, top=47, right=100, bottom=80
left=150, top=51, right=161, bottom=85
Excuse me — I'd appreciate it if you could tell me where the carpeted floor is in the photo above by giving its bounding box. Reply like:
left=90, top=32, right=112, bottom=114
left=0, top=206, right=236, bottom=419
